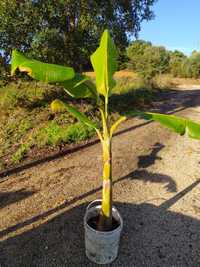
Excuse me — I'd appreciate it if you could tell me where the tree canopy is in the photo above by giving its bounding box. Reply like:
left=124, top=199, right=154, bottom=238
left=127, top=40, right=170, bottom=79
left=0, top=0, right=157, bottom=71
left=127, top=40, right=200, bottom=79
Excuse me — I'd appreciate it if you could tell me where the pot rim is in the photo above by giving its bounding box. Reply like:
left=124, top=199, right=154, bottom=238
left=84, top=201, right=123, bottom=235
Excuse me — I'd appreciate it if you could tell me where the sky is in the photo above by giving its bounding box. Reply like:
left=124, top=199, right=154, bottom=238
left=138, top=0, right=200, bottom=55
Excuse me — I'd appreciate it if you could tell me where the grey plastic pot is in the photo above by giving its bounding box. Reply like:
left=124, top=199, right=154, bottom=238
left=84, top=199, right=123, bottom=265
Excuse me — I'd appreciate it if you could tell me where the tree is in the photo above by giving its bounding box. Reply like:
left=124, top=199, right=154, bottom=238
left=169, top=50, right=187, bottom=77
left=169, top=50, right=200, bottom=79
left=127, top=40, right=170, bottom=80
left=126, top=40, right=152, bottom=70
left=189, top=51, right=200, bottom=78
left=0, top=0, right=157, bottom=71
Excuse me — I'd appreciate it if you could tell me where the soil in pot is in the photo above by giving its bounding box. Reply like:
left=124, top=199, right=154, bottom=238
left=87, top=214, right=120, bottom=231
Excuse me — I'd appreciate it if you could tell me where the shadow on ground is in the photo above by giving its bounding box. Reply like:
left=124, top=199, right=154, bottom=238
left=126, top=169, right=177, bottom=193
left=0, top=170, right=177, bottom=239
left=1, top=180, right=200, bottom=267
left=128, top=141, right=177, bottom=192
left=110, top=88, right=200, bottom=115
left=137, top=142, right=164, bottom=169
left=0, top=189, right=36, bottom=210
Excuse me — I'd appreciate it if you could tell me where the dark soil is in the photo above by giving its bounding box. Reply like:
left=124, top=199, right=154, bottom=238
left=87, top=214, right=120, bottom=231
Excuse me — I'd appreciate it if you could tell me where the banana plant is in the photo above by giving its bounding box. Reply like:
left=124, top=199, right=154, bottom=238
left=11, top=30, right=200, bottom=230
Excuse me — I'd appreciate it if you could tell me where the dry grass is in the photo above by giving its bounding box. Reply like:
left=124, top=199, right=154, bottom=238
left=159, top=75, right=200, bottom=89
left=84, top=70, right=138, bottom=79
left=84, top=71, right=200, bottom=88
left=172, top=77, right=200, bottom=87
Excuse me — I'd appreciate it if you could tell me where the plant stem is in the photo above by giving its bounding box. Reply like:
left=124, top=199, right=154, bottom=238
left=105, top=95, right=108, bottom=120
left=97, top=99, right=113, bottom=231
left=98, top=136, right=113, bottom=231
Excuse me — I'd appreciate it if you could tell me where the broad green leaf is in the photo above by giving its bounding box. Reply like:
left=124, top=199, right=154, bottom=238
left=60, top=73, right=97, bottom=99
left=11, top=50, right=28, bottom=76
left=11, top=50, right=75, bottom=82
left=110, top=116, right=126, bottom=138
left=90, top=30, right=117, bottom=97
left=135, top=112, right=200, bottom=140
left=50, top=99, right=98, bottom=129
left=186, top=120, right=200, bottom=139
left=141, top=112, right=186, bottom=135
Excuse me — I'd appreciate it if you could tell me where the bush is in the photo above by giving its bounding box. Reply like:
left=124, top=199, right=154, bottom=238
left=127, top=41, right=200, bottom=79
left=169, top=50, right=200, bottom=79
left=127, top=40, right=170, bottom=80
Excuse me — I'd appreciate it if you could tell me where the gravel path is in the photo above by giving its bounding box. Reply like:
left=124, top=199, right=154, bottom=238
left=0, top=87, right=200, bottom=267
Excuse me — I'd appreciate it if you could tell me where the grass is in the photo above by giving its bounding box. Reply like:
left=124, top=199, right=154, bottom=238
left=11, top=122, right=95, bottom=164
left=11, top=143, right=31, bottom=164
left=172, top=76, right=200, bottom=86
left=0, top=80, right=64, bottom=109
left=113, top=76, right=147, bottom=94
left=84, top=70, right=137, bottom=79
left=0, top=80, right=99, bottom=168
left=152, top=74, right=176, bottom=90
left=31, top=121, right=95, bottom=148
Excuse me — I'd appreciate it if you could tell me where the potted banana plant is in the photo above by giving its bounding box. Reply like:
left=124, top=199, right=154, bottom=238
left=11, top=30, right=200, bottom=264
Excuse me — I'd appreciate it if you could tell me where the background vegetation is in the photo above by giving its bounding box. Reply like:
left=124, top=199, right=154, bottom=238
left=126, top=40, right=200, bottom=80
left=0, top=0, right=156, bottom=71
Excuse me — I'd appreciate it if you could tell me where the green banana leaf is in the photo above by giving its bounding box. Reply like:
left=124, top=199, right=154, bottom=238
left=60, top=73, right=97, bottom=99
left=51, top=99, right=98, bottom=129
left=136, top=112, right=200, bottom=140
left=11, top=50, right=74, bottom=82
left=90, top=30, right=117, bottom=98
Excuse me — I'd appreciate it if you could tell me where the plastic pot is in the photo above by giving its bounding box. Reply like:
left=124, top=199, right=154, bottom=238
left=84, top=199, right=123, bottom=264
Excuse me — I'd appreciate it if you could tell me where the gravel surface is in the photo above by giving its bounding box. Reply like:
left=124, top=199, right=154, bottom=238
left=0, top=87, right=200, bottom=267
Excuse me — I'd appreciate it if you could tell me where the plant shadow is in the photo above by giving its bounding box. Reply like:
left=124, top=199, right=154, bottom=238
left=110, top=88, right=155, bottom=114
left=122, top=142, right=176, bottom=192
left=137, top=142, right=164, bottom=169
left=0, top=189, right=36, bottom=210
left=110, top=88, right=200, bottom=115
left=126, top=169, right=177, bottom=193
left=1, top=180, right=200, bottom=266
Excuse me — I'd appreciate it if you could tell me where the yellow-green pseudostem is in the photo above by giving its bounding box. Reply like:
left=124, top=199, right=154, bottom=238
left=100, top=136, right=112, bottom=229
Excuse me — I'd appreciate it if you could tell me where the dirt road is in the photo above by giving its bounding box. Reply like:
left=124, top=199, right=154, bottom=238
left=0, top=87, right=200, bottom=266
